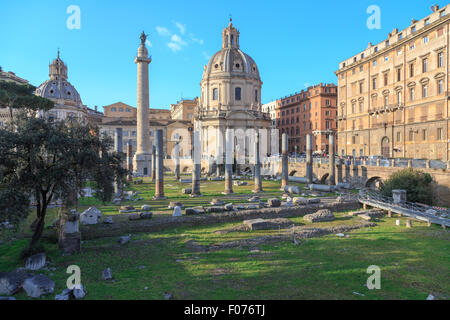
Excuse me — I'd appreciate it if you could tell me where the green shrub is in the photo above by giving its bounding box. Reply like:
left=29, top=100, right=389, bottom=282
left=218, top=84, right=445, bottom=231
left=381, top=168, right=433, bottom=204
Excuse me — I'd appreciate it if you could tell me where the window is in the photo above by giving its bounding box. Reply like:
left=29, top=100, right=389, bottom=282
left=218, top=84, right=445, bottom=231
left=409, top=63, right=414, bottom=77
left=440, top=10, right=446, bottom=17
left=409, top=131, right=414, bottom=141
left=438, top=52, right=444, bottom=68
left=411, top=26, right=416, bottom=33
left=254, top=89, right=258, bottom=102
left=422, top=84, right=428, bottom=98
left=422, top=129, right=427, bottom=141
left=111, top=107, right=116, bottom=112
left=384, top=95, right=389, bottom=106
left=397, top=49, right=402, bottom=56
left=359, top=102, right=364, bottom=112
left=422, top=58, right=428, bottom=73
left=212, top=88, right=218, bottom=100
left=385, top=40, right=390, bottom=47
left=409, top=87, right=415, bottom=101
left=373, top=60, right=377, bottom=67
left=398, top=33, right=403, bottom=40
left=235, top=87, right=242, bottom=100
left=359, top=82, right=364, bottom=94
left=438, top=79, right=444, bottom=94
left=384, top=56, right=389, bottom=62
left=372, top=77, right=377, bottom=90
left=423, top=36, right=429, bottom=44
left=410, top=42, right=415, bottom=50
left=360, top=66, right=363, bottom=72
left=397, top=132, right=401, bottom=142
left=119, top=108, right=123, bottom=112
left=438, top=28, right=444, bottom=37
left=352, top=103, right=356, bottom=113
left=425, top=19, right=430, bottom=26
left=397, top=91, right=402, bottom=104
left=397, top=68, right=402, bottom=82
left=384, top=73, right=388, bottom=86
left=374, top=46, right=378, bottom=52
left=126, top=108, right=131, bottom=112
left=437, top=128, right=443, bottom=140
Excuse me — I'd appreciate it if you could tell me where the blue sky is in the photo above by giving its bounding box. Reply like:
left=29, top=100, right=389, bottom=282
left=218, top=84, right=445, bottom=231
left=0, top=0, right=445, bottom=112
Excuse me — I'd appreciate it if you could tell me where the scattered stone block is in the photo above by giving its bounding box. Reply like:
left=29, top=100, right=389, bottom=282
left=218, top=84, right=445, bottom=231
left=224, top=203, right=234, bottom=211
left=359, top=214, right=373, bottom=221
left=307, top=198, right=321, bottom=204
left=0, top=270, right=33, bottom=295
left=102, top=268, right=113, bottom=281
left=73, top=284, right=87, bottom=299
left=179, top=179, right=192, bottom=183
left=267, top=198, right=281, bottom=208
left=182, top=188, right=192, bottom=195
left=406, top=220, right=412, bottom=228
left=103, top=216, right=113, bottom=224
left=248, top=196, right=261, bottom=202
left=396, top=219, right=401, bottom=226
left=185, top=206, right=205, bottom=215
left=80, top=207, right=102, bottom=225
left=139, top=212, right=153, bottom=219
left=210, top=199, right=225, bottom=206
left=303, top=209, right=335, bottom=223
left=293, top=197, right=308, bottom=205
left=207, top=206, right=225, bottom=213
left=23, top=275, right=55, bottom=298
left=168, top=201, right=183, bottom=209
left=173, top=206, right=183, bottom=217
left=118, top=235, right=130, bottom=245
left=284, top=185, right=302, bottom=194
left=25, top=253, right=46, bottom=271
left=112, top=198, right=122, bottom=205
left=119, top=206, right=136, bottom=214
left=141, top=205, right=151, bottom=211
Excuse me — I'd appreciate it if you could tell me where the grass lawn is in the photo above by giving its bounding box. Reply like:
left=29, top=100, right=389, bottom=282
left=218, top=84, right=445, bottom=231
left=0, top=175, right=449, bottom=300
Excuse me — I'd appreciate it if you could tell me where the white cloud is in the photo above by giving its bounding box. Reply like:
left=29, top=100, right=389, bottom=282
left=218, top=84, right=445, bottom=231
left=167, top=42, right=182, bottom=52
left=175, top=22, right=186, bottom=35
left=156, top=26, right=170, bottom=36
left=189, top=33, right=204, bottom=45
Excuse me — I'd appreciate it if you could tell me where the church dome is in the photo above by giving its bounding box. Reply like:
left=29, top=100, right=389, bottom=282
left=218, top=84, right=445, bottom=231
left=202, top=21, right=260, bottom=82
left=35, top=50, right=82, bottom=106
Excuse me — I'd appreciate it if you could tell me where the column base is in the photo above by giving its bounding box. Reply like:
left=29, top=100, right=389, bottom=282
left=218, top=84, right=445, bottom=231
left=190, top=193, right=202, bottom=198
left=153, top=196, right=167, bottom=200
left=222, top=191, right=234, bottom=195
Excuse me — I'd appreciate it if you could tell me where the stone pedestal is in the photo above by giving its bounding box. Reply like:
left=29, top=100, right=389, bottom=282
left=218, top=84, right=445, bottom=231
left=392, top=189, right=407, bottom=204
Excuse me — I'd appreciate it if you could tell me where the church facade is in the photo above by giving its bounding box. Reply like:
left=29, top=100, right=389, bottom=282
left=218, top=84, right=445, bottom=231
left=195, top=21, right=272, bottom=170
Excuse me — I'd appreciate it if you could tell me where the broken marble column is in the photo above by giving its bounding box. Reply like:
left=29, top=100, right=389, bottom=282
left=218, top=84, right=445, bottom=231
left=114, top=128, right=124, bottom=197
left=154, top=130, right=166, bottom=199
left=253, top=130, right=263, bottom=193
left=174, top=142, right=180, bottom=180
left=328, top=134, right=336, bottom=186
left=223, top=128, right=234, bottom=194
left=281, top=133, right=288, bottom=190
left=127, top=140, right=133, bottom=182
left=306, top=134, right=313, bottom=184
left=191, top=130, right=201, bottom=196
left=151, top=145, right=156, bottom=182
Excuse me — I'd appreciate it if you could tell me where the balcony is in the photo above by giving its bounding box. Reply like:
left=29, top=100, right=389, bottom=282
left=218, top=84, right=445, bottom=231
left=368, top=104, right=404, bottom=116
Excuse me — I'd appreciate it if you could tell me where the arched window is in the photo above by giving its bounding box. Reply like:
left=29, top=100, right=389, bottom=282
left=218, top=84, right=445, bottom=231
left=212, top=88, right=218, bottom=100
left=254, top=89, right=258, bottom=102
left=235, top=87, right=241, bottom=101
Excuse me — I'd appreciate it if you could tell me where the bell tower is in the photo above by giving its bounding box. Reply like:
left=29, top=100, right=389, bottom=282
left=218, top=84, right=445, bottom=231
left=222, top=18, right=240, bottom=49
left=49, top=49, right=68, bottom=81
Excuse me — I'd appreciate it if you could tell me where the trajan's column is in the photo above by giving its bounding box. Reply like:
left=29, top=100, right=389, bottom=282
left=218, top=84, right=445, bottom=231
left=133, top=31, right=152, bottom=176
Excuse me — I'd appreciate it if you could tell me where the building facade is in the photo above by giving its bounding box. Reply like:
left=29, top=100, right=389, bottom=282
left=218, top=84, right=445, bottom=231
left=336, top=4, right=450, bottom=160
left=276, top=83, right=338, bottom=154
left=170, top=98, right=198, bottom=121
left=262, top=100, right=277, bottom=126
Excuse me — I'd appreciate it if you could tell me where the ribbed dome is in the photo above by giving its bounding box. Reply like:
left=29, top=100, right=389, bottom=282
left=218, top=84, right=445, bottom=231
left=203, top=47, right=260, bottom=81
left=35, top=79, right=82, bottom=105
